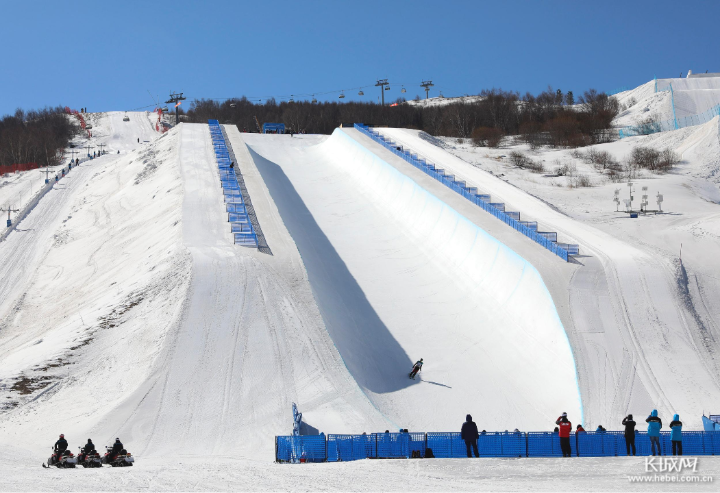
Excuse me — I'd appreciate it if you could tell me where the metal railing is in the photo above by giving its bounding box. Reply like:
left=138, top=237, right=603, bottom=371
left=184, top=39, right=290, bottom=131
left=354, top=124, right=577, bottom=262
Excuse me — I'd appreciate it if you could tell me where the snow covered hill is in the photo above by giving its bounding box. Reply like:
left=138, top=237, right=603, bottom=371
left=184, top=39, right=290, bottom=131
left=1, top=100, right=720, bottom=490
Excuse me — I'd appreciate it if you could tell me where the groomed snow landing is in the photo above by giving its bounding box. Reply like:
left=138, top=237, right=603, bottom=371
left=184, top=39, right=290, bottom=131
left=244, top=129, right=582, bottom=432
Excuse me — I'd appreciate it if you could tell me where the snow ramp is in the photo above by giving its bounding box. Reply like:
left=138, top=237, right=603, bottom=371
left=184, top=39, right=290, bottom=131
left=243, top=128, right=582, bottom=432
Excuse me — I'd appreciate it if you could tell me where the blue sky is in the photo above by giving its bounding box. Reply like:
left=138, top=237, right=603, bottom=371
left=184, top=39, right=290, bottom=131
left=1, top=0, right=718, bottom=116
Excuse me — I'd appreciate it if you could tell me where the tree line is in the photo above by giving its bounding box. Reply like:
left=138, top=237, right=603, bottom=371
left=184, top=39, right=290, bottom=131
left=186, top=86, right=619, bottom=147
left=0, top=107, right=78, bottom=168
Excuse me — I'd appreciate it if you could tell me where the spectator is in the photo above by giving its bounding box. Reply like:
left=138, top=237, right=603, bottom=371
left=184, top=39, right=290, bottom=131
left=555, top=412, right=573, bottom=457
left=553, top=427, right=559, bottom=434
left=646, top=410, right=663, bottom=456
left=461, top=414, right=479, bottom=458
left=670, top=414, right=683, bottom=456
left=595, top=425, right=606, bottom=432
left=576, top=424, right=586, bottom=433
left=622, top=414, right=636, bottom=456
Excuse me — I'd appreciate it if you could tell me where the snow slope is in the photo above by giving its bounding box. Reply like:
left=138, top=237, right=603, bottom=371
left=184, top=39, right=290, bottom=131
left=243, top=129, right=581, bottom=432
left=377, top=127, right=720, bottom=430
left=0, top=117, right=389, bottom=464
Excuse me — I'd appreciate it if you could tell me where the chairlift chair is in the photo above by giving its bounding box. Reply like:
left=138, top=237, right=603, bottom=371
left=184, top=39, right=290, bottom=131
left=161, top=106, right=169, bottom=112
left=230, top=103, right=237, bottom=108
left=122, top=113, right=130, bottom=122
left=339, top=91, right=346, bottom=99
left=312, top=95, right=317, bottom=103
left=289, top=95, right=295, bottom=103
left=385, top=86, right=390, bottom=91
left=358, top=90, right=364, bottom=96
left=401, top=86, right=406, bottom=93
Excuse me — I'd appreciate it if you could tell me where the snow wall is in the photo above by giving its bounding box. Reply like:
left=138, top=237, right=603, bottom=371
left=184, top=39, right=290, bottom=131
left=248, top=128, right=582, bottom=430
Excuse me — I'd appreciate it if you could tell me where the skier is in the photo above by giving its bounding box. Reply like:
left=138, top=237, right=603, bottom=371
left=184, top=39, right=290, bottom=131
left=229, top=162, right=235, bottom=169
left=670, top=414, right=683, bottom=456
left=646, top=410, right=662, bottom=456
left=622, top=414, right=636, bottom=456
left=75, top=158, right=79, bottom=165
left=461, top=414, right=480, bottom=458
left=555, top=413, right=572, bottom=457
left=53, top=434, right=68, bottom=464
left=409, top=358, right=423, bottom=379
left=137, top=138, right=139, bottom=143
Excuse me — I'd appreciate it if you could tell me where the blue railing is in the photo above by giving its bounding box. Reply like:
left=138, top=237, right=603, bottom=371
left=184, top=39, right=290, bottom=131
left=354, top=124, right=577, bottom=262
left=208, top=120, right=258, bottom=247
left=276, top=430, right=720, bottom=462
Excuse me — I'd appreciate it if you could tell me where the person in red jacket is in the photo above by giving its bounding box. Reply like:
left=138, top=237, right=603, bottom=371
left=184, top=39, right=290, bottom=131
left=555, top=412, right=573, bottom=457
left=576, top=424, right=586, bottom=433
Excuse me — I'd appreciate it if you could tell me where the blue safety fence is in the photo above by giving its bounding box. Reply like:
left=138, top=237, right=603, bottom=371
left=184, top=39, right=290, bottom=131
left=276, top=430, right=720, bottom=462
left=208, top=120, right=258, bottom=247
left=354, top=124, right=578, bottom=262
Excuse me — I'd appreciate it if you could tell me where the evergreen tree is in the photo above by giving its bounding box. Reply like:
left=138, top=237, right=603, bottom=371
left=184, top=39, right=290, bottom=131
left=565, top=91, right=575, bottom=106
left=556, top=89, right=564, bottom=105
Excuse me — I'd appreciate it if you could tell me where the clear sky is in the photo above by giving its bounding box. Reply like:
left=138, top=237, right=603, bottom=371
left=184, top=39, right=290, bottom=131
left=2, top=0, right=718, bottom=116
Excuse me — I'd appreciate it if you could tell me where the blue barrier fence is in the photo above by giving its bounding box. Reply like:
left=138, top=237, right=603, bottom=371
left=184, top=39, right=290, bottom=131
left=276, top=431, right=720, bottom=462
left=354, top=124, right=577, bottom=262
left=208, top=120, right=258, bottom=247
left=618, top=103, right=720, bottom=138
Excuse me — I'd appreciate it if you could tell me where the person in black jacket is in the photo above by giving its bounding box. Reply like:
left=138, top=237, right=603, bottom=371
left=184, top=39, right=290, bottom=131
left=109, top=438, right=124, bottom=461
left=461, top=414, right=480, bottom=458
left=53, top=434, right=68, bottom=464
left=622, top=414, right=636, bottom=456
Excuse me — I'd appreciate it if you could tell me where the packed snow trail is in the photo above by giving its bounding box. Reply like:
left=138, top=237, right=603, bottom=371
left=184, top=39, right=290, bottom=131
left=109, top=124, right=389, bottom=459
left=378, top=127, right=720, bottom=429
left=243, top=129, right=581, bottom=432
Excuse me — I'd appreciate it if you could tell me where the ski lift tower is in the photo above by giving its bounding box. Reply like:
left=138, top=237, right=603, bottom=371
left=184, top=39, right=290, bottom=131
left=165, top=92, right=186, bottom=125
left=421, top=80, right=434, bottom=100
left=376, top=79, right=389, bottom=106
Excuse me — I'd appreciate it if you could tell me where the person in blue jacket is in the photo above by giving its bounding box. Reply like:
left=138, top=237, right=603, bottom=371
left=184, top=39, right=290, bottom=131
left=669, top=414, right=683, bottom=456
left=646, top=410, right=662, bottom=456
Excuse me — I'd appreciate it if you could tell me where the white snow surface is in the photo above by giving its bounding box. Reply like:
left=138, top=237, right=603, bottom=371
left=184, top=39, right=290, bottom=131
left=243, top=129, right=581, bottom=432
left=2, top=103, right=720, bottom=490
left=378, top=127, right=720, bottom=430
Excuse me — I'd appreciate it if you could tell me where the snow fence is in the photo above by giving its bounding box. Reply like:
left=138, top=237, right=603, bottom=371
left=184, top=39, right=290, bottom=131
left=208, top=120, right=259, bottom=247
left=276, top=431, right=720, bottom=462
left=355, top=124, right=577, bottom=261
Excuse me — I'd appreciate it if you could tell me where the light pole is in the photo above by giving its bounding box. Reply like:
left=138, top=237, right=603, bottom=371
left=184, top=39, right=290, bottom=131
left=1, top=206, right=19, bottom=227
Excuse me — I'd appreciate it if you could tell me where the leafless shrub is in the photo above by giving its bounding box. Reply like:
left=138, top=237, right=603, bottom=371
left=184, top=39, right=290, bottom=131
left=509, top=150, right=544, bottom=173
left=630, top=146, right=679, bottom=172
left=471, top=126, right=504, bottom=147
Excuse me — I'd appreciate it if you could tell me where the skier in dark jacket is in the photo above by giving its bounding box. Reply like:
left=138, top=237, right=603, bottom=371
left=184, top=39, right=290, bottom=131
left=409, top=359, right=423, bottom=379
left=555, top=413, right=572, bottom=457
left=622, top=414, right=636, bottom=456
left=670, top=414, right=683, bottom=456
left=461, top=414, right=480, bottom=458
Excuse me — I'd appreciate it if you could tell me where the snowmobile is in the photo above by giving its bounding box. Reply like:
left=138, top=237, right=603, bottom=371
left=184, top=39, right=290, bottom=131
left=102, top=446, right=134, bottom=467
left=43, top=449, right=77, bottom=468
left=77, top=447, right=103, bottom=468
